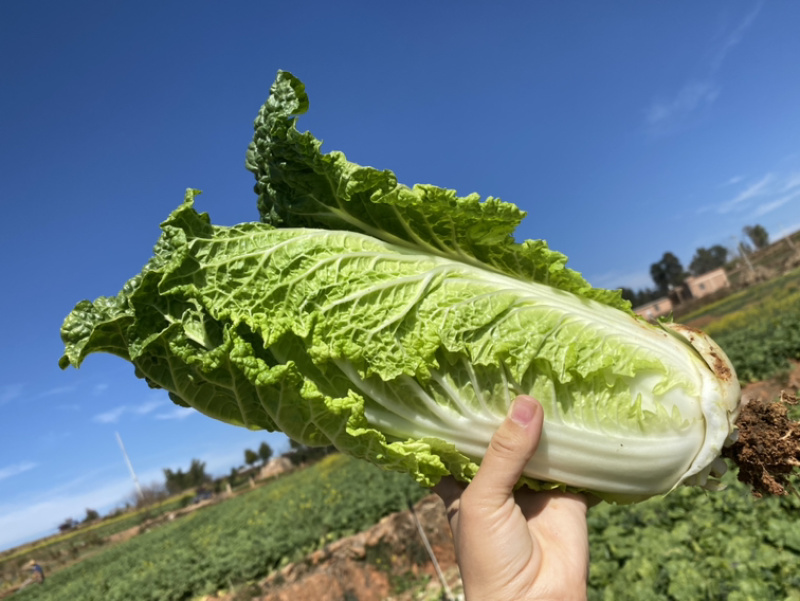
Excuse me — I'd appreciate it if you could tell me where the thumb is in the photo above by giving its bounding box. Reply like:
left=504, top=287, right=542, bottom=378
left=469, top=396, right=543, bottom=506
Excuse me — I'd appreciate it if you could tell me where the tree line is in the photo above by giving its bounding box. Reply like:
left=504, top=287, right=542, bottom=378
left=56, top=434, right=339, bottom=532
left=56, top=443, right=275, bottom=532
left=620, top=224, right=769, bottom=308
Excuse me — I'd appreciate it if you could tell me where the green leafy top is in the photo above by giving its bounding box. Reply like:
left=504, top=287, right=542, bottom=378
left=246, top=70, right=631, bottom=312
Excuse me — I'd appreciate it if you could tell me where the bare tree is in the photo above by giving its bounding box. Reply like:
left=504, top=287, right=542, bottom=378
left=131, top=482, right=169, bottom=508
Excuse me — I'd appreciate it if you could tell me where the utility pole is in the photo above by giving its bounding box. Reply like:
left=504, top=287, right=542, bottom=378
left=731, top=236, right=755, bottom=275
left=739, top=242, right=755, bottom=274
left=116, top=431, right=143, bottom=501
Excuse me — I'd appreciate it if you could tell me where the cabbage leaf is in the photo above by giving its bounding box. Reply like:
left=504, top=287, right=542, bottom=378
left=60, top=71, right=740, bottom=503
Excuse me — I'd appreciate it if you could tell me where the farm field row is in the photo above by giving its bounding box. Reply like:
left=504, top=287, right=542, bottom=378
left=587, top=458, right=800, bottom=600
left=0, top=493, right=194, bottom=592
left=13, top=454, right=427, bottom=601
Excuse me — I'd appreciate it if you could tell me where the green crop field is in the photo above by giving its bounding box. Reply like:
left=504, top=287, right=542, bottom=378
left=13, top=454, right=426, bottom=601
left=0, top=493, right=193, bottom=591
left=587, top=462, right=800, bottom=600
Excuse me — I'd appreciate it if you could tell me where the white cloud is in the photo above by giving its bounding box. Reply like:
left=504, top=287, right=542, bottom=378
left=708, top=1, right=764, bottom=71
left=92, top=397, right=168, bottom=423
left=720, top=175, right=745, bottom=187
left=645, top=81, right=719, bottom=126
left=132, top=399, right=167, bottom=415
left=644, top=3, right=762, bottom=133
left=0, top=461, right=38, bottom=482
left=780, top=172, right=800, bottom=193
left=93, top=406, right=127, bottom=424
left=752, top=190, right=800, bottom=217
left=154, top=407, right=196, bottom=421
left=708, top=170, right=800, bottom=217
left=36, top=385, right=76, bottom=399
left=718, top=173, right=774, bottom=213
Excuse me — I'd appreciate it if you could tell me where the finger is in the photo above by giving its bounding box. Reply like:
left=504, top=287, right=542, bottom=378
left=469, top=396, right=543, bottom=507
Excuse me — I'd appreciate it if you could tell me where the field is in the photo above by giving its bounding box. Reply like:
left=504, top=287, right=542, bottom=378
left=587, top=462, right=800, bottom=600
left=6, top=270, right=800, bottom=600
left=0, top=493, right=194, bottom=591
left=12, top=455, right=426, bottom=601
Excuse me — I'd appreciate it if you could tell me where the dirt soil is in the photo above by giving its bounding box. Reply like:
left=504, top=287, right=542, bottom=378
left=725, top=362, right=800, bottom=496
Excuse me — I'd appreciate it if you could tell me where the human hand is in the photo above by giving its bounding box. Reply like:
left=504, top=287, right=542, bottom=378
left=434, top=396, right=592, bottom=601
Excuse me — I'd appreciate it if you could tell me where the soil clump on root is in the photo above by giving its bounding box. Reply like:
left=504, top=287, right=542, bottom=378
left=723, top=391, right=800, bottom=497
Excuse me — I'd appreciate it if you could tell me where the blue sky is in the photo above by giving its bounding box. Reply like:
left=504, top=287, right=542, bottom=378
left=2, top=1, right=799, bottom=551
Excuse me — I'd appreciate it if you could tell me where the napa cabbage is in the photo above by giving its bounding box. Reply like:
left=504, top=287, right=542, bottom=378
left=60, top=71, right=741, bottom=503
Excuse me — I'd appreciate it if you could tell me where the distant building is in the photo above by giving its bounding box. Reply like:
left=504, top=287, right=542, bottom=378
left=634, top=268, right=730, bottom=321
left=259, top=456, right=292, bottom=480
left=634, top=296, right=674, bottom=320
left=684, top=268, right=730, bottom=299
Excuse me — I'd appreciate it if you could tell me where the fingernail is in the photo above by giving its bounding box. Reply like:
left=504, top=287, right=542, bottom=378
left=509, top=396, right=537, bottom=426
